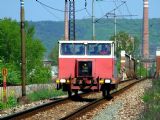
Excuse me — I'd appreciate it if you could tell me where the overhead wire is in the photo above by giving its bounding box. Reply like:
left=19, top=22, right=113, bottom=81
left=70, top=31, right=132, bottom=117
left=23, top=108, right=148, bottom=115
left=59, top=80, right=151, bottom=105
left=84, top=0, right=92, bottom=17
left=95, top=1, right=126, bottom=23
left=35, top=0, right=86, bottom=13
left=38, top=1, right=62, bottom=21
left=113, top=0, right=125, bottom=19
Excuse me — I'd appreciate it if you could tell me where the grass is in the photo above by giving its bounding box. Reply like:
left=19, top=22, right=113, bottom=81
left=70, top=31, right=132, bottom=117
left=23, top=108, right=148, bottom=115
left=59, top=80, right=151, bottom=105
left=0, top=88, right=66, bottom=110
left=0, top=96, right=17, bottom=110
left=141, top=79, right=160, bottom=120
left=27, top=88, right=67, bottom=102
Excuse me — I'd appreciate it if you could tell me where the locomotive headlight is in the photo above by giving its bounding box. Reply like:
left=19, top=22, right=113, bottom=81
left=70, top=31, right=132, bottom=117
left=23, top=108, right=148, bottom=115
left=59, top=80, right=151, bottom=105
left=99, top=79, right=104, bottom=84
left=66, top=80, right=70, bottom=84
left=105, top=79, right=111, bottom=83
left=56, top=79, right=60, bottom=84
left=60, top=79, right=66, bottom=83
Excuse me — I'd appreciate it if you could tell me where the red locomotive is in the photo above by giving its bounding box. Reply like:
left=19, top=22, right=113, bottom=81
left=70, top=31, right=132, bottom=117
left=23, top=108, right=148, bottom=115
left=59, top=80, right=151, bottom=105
left=56, top=40, right=120, bottom=97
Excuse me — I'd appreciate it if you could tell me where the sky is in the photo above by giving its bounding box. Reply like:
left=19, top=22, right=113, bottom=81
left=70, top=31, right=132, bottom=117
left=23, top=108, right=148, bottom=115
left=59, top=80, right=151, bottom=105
left=0, top=0, right=160, bottom=21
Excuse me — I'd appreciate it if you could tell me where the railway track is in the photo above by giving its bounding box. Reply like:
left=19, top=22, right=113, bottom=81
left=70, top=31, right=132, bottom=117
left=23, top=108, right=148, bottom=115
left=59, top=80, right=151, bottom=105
left=1, top=97, right=69, bottom=120
left=1, top=92, right=91, bottom=120
left=61, top=78, right=145, bottom=120
left=1, top=79, right=144, bottom=120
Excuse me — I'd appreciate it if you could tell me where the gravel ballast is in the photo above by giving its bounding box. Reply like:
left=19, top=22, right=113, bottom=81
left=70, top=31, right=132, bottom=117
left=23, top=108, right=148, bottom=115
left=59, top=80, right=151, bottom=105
left=78, top=79, right=152, bottom=120
left=0, top=79, right=151, bottom=120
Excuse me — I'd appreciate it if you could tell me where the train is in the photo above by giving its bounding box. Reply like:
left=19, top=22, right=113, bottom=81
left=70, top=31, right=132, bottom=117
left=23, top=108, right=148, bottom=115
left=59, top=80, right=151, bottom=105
left=56, top=40, right=137, bottom=98
left=120, top=50, right=137, bottom=80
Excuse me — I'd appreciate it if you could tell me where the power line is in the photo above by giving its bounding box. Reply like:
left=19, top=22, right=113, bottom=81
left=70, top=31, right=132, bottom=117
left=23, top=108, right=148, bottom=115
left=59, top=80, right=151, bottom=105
left=36, top=0, right=64, bottom=12
left=35, top=0, right=86, bottom=13
left=113, top=0, right=124, bottom=19
left=84, top=0, right=92, bottom=17
left=95, top=1, right=126, bottom=23
left=38, top=1, right=62, bottom=20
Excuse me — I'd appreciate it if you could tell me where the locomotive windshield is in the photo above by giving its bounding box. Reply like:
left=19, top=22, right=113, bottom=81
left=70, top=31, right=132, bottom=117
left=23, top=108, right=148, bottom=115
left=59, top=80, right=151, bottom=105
left=61, top=43, right=85, bottom=55
left=87, top=43, right=111, bottom=55
left=60, top=42, right=112, bottom=56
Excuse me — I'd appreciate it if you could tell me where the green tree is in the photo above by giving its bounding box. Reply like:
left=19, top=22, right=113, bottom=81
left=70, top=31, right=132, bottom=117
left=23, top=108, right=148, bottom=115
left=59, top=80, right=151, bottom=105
left=0, top=18, right=51, bottom=84
left=110, top=31, right=140, bottom=58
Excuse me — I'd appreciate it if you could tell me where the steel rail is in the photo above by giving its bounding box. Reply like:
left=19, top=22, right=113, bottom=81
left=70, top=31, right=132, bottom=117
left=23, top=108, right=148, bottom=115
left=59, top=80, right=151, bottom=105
left=1, top=92, right=89, bottom=120
left=1, top=97, right=70, bottom=120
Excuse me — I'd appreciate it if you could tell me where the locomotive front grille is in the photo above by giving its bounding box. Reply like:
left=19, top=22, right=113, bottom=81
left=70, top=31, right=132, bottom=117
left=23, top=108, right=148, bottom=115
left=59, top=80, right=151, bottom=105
left=78, top=61, right=92, bottom=77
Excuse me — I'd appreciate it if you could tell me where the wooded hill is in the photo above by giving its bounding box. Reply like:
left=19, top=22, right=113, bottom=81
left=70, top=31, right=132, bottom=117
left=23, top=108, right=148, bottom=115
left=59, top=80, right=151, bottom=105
left=29, top=18, right=160, bottom=56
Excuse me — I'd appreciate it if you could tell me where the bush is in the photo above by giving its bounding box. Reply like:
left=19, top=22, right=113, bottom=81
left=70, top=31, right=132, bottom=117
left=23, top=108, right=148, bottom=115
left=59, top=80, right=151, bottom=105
left=27, top=88, right=66, bottom=102
left=0, top=62, right=21, bottom=85
left=27, top=66, right=51, bottom=84
left=6, top=96, right=17, bottom=108
left=136, top=64, right=148, bottom=78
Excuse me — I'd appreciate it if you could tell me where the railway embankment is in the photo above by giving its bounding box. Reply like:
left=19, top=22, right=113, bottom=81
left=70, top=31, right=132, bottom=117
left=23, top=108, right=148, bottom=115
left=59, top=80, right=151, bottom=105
left=140, top=79, right=160, bottom=120
left=77, top=79, right=152, bottom=120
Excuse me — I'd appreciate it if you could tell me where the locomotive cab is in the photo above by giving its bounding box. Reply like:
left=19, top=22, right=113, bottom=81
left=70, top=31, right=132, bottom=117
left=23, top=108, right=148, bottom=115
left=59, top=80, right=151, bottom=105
left=56, top=40, right=118, bottom=97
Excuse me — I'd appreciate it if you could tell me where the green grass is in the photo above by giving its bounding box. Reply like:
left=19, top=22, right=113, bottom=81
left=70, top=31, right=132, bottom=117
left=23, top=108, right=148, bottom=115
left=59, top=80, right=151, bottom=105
left=0, top=96, right=17, bottom=110
left=0, top=88, right=66, bottom=110
left=27, top=88, right=67, bottom=102
left=141, top=79, right=160, bottom=120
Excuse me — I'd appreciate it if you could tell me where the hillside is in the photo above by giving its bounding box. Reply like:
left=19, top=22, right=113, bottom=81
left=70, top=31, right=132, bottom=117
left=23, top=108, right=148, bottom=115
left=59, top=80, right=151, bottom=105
left=29, top=18, right=160, bottom=56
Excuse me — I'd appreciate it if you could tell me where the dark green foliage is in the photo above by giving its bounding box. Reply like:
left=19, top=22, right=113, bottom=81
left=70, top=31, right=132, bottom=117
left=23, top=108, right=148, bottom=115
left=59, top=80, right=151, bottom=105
left=141, top=80, right=160, bottom=119
left=27, top=88, right=66, bottom=101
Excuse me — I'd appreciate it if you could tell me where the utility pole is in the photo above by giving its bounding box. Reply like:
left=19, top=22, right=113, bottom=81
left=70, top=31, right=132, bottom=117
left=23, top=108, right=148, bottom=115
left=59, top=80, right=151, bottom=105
left=114, top=10, right=117, bottom=52
left=92, top=0, right=96, bottom=40
left=106, top=12, right=137, bottom=53
left=69, top=0, right=75, bottom=40
left=64, top=0, right=69, bottom=41
left=20, top=0, right=26, bottom=96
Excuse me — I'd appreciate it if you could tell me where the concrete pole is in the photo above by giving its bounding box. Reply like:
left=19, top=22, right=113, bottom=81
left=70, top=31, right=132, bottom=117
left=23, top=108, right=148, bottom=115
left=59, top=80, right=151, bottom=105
left=20, top=0, right=26, bottom=96
left=114, top=10, right=117, bottom=53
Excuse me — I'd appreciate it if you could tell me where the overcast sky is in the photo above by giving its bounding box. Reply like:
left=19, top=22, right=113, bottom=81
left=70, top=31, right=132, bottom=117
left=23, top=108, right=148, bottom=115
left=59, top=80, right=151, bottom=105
left=0, top=0, right=160, bottom=21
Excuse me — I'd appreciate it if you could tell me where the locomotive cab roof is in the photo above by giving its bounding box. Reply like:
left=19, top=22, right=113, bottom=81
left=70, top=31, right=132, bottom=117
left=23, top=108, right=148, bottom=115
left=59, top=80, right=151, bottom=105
left=59, top=40, right=114, bottom=44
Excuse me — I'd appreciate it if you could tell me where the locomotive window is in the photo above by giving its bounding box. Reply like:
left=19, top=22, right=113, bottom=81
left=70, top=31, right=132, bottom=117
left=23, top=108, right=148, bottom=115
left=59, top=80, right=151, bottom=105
left=74, top=44, right=85, bottom=55
left=87, top=43, right=111, bottom=55
left=61, top=43, right=85, bottom=55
